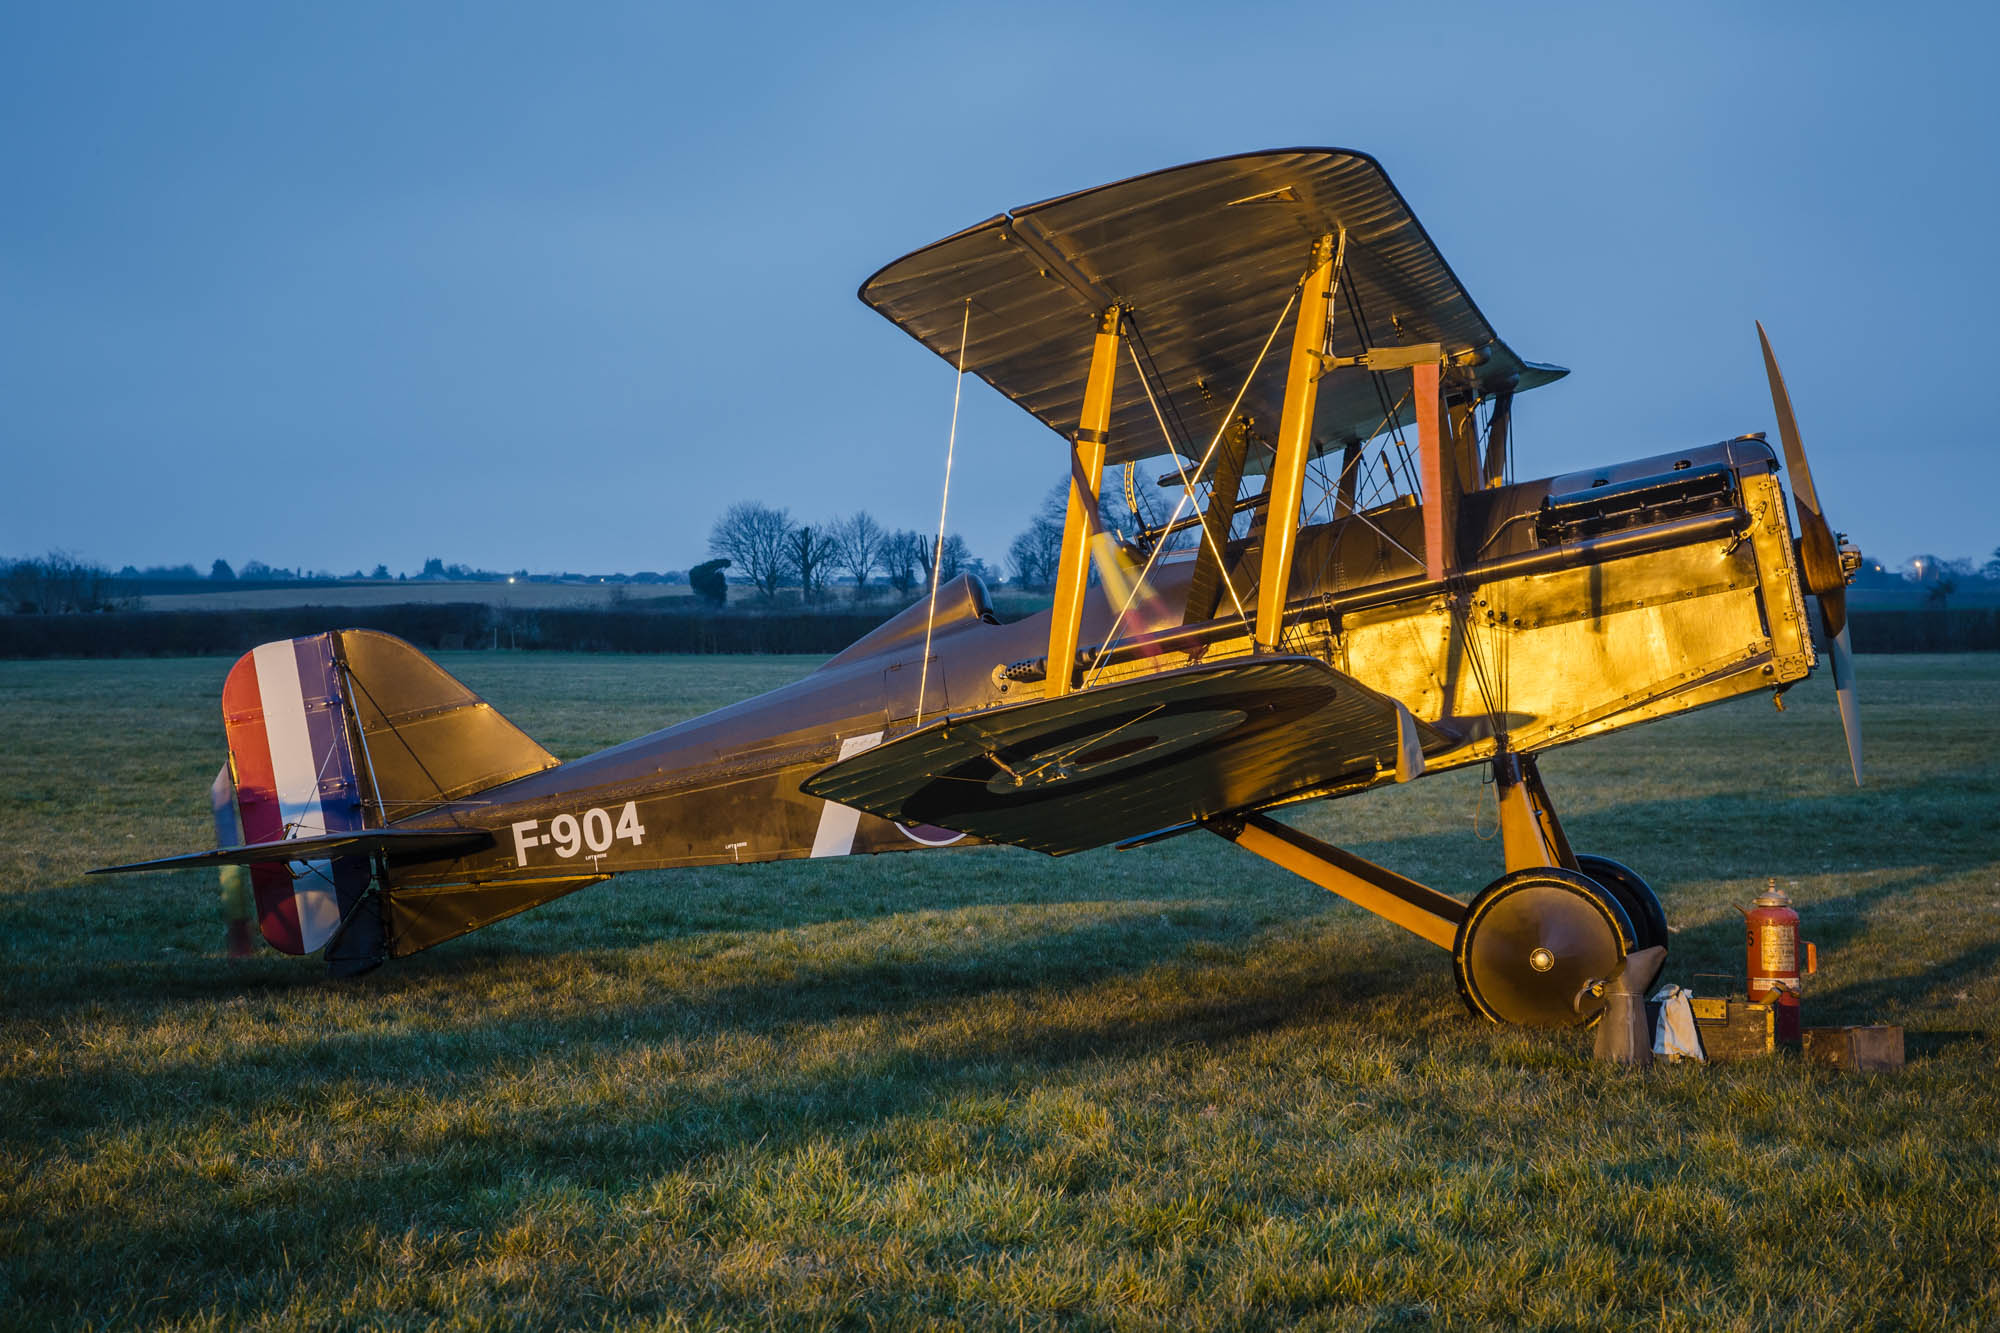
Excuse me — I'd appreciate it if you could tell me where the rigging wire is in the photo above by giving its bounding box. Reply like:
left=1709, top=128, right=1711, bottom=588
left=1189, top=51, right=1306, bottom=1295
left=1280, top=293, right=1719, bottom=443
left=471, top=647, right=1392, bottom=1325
left=1337, top=282, right=1408, bottom=473
left=1127, top=316, right=1200, bottom=460
left=914, top=299, right=970, bottom=725
left=1080, top=286, right=1300, bottom=689
left=1123, top=334, right=1251, bottom=627
left=1300, top=388, right=1409, bottom=532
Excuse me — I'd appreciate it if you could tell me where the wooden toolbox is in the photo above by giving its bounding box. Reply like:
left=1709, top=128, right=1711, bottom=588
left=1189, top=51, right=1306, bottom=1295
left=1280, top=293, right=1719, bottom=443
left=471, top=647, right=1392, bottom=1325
left=1689, top=996, right=1800, bottom=1060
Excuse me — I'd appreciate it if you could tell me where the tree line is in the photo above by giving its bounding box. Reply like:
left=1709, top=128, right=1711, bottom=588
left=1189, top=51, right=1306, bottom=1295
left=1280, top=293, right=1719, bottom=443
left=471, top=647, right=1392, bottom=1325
left=22, top=492, right=1999, bottom=617
left=703, top=477, right=1159, bottom=608
left=705, top=503, right=981, bottom=605
left=1003, top=478, right=1159, bottom=592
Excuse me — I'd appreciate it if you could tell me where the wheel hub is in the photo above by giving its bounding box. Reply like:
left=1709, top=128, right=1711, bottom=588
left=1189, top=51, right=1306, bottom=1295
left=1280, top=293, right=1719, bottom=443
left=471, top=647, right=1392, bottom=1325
left=1454, top=869, right=1634, bottom=1028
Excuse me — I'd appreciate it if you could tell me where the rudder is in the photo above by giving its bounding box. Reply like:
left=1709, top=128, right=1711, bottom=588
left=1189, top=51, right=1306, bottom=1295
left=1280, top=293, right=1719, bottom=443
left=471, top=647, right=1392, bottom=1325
left=220, top=630, right=560, bottom=968
left=222, top=635, right=376, bottom=961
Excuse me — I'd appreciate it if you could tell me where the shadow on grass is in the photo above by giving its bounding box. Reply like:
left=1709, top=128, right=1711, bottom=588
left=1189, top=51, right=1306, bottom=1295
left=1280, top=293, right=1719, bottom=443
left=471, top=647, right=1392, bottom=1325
left=1904, top=1029, right=1989, bottom=1057
left=1, top=916, right=1430, bottom=1320
left=1809, top=937, right=2000, bottom=1024
left=2, top=903, right=1419, bottom=1151
left=1331, top=773, right=2000, bottom=896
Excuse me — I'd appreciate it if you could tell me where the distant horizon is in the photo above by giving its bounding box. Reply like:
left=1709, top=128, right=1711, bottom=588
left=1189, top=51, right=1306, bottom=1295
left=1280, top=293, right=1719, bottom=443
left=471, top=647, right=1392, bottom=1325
left=21, top=541, right=2000, bottom=586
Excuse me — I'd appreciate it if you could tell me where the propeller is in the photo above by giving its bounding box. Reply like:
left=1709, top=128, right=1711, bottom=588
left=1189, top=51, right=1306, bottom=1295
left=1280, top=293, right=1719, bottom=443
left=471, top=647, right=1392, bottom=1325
left=1757, top=321, right=1862, bottom=785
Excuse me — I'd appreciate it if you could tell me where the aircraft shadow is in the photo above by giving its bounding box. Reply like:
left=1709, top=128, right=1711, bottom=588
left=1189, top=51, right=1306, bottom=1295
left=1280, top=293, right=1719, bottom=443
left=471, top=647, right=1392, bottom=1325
left=1, top=905, right=1424, bottom=1160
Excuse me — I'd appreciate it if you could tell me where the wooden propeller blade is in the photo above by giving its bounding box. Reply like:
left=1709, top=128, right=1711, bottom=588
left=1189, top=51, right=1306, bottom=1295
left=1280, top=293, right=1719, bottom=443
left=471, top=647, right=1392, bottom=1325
left=1757, top=321, right=1846, bottom=599
left=1829, top=618, right=1862, bottom=786
left=1761, top=322, right=1861, bottom=785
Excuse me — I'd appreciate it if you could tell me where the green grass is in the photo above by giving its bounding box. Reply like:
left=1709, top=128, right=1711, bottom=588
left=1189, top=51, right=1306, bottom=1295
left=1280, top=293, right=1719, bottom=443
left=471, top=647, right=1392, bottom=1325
left=4, top=652, right=1998, bottom=1330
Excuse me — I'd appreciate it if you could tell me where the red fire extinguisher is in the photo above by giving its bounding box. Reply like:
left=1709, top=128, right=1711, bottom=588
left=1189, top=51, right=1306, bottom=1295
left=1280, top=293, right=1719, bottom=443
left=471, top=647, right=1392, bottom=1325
left=1745, top=880, right=1817, bottom=1038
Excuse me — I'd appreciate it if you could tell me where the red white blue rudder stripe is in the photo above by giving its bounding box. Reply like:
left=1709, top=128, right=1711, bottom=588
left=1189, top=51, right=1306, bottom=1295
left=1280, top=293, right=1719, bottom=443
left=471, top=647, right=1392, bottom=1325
left=221, top=634, right=373, bottom=955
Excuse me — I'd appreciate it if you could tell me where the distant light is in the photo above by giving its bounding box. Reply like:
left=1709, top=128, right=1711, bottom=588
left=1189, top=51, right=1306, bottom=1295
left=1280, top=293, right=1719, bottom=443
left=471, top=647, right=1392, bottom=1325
left=508, top=576, right=515, bottom=584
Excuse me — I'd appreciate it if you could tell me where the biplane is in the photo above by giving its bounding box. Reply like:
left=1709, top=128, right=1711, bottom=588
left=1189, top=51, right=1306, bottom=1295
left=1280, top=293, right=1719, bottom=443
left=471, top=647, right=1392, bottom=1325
left=98, top=148, right=1862, bottom=1027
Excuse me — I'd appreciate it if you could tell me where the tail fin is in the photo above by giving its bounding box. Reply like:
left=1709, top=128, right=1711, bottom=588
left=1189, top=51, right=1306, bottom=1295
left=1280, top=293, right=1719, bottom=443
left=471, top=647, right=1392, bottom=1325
left=335, top=629, right=556, bottom=816
left=219, top=630, right=556, bottom=962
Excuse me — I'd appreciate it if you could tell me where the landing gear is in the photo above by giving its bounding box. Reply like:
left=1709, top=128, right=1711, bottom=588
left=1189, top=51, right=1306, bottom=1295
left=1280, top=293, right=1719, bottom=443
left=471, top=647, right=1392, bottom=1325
left=1464, top=755, right=1670, bottom=1025
left=1453, top=868, right=1635, bottom=1027
left=1213, top=751, right=1672, bottom=1029
left=1573, top=854, right=1668, bottom=954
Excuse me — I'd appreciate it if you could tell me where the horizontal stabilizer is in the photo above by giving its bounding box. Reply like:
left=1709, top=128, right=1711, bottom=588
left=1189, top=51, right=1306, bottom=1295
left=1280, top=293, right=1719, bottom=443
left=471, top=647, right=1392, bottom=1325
left=91, top=827, right=492, bottom=875
left=803, top=655, right=1448, bottom=855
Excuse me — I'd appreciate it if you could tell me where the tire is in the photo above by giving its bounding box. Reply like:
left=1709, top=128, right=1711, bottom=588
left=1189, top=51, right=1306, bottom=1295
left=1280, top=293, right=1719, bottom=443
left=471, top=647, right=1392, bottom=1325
left=1453, top=867, right=1635, bottom=1027
left=1573, top=854, right=1669, bottom=955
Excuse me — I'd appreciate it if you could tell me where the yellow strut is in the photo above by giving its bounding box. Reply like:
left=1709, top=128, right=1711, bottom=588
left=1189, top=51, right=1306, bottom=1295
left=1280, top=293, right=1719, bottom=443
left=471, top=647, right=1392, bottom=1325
left=1494, top=755, right=1574, bottom=873
left=1255, top=234, right=1339, bottom=649
left=1045, top=306, right=1122, bottom=696
left=1223, top=814, right=1465, bottom=949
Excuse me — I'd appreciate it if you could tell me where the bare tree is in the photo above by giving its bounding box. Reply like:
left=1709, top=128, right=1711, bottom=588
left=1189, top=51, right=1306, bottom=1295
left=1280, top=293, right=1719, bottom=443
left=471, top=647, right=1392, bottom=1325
left=1007, top=521, right=1060, bottom=590
left=784, top=522, right=834, bottom=605
left=1007, top=483, right=1073, bottom=592
left=916, top=532, right=970, bottom=586
left=4, top=551, right=114, bottom=613
left=1910, top=554, right=1965, bottom=605
left=881, top=529, right=922, bottom=598
left=709, top=501, right=796, bottom=599
left=1007, top=475, right=1146, bottom=592
left=829, top=511, right=885, bottom=599
left=942, top=534, right=969, bottom=581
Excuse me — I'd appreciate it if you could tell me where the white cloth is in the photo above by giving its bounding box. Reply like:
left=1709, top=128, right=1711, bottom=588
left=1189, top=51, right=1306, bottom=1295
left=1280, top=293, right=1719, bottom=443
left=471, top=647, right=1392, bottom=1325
left=1651, top=984, right=1706, bottom=1063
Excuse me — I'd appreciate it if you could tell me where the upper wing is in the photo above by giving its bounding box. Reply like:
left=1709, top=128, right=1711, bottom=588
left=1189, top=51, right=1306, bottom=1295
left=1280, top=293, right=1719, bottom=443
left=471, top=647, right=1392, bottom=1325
left=859, top=148, right=1566, bottom=466
left=800, top=655, right=1451, bottom=855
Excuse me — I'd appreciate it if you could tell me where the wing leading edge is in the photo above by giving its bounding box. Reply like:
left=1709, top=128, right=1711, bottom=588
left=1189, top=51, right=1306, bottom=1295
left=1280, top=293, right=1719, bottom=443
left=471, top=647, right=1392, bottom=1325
left=859, top=148, right=1566, bottom=467
left=801, top=656, right=1450, bottom=855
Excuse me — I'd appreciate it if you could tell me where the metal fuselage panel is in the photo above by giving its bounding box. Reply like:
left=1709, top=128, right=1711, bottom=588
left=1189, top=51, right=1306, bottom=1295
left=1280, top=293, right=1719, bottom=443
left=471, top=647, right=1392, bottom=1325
left=392, top=438, right=1811, bottom=888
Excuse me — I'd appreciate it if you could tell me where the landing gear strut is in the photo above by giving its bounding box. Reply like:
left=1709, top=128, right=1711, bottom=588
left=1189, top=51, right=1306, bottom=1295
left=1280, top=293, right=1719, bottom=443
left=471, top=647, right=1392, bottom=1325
left=1213, top=751, right=1670, bottom=1028
left=1452, top=754, right=1670, bottom=1025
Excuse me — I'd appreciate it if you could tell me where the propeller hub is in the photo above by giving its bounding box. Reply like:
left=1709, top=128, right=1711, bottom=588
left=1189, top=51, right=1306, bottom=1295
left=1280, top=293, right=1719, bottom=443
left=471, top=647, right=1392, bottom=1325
left=1838, top=537, right=1862, bottom=584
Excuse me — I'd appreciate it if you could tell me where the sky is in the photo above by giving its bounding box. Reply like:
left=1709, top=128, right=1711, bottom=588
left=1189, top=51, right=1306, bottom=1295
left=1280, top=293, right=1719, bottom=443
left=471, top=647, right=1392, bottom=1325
left=4, top=1, right=1996, bottom=577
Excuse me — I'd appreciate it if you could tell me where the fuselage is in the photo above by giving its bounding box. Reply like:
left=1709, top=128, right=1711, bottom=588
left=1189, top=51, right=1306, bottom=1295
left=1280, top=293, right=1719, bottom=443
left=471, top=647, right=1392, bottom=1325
left=394, top=435, right=1812, bottom=891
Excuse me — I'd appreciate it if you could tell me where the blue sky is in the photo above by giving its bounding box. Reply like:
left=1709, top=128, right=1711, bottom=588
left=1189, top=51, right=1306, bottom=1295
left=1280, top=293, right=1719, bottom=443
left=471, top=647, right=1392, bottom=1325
left=3, top=1, right=1994, bottom=576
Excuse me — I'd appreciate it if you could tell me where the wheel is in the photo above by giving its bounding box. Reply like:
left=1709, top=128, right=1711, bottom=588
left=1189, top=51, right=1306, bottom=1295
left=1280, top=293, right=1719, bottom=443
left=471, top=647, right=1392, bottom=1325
left=1454, top=867, right=1635, bottom=1027
left=1573, top=854, right=1669, bottom=955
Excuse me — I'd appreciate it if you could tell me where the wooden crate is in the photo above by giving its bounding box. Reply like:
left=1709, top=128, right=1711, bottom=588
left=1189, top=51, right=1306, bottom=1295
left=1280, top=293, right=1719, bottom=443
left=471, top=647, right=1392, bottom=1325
left=1690, top=997, right=1799, bottom=1060
left=1803, top=1026, right=1905, bottom=1073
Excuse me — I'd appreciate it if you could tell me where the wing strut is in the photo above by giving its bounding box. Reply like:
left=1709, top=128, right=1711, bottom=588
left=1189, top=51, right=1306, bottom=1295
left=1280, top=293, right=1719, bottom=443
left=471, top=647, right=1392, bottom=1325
left=1182, top=418, right=1252, bottom=625
left=1254, top=232, right=1341, bottom=649
left=1045, top=305, right=1123, bottom=696
left=1481, top=389, right=1514, bottom=488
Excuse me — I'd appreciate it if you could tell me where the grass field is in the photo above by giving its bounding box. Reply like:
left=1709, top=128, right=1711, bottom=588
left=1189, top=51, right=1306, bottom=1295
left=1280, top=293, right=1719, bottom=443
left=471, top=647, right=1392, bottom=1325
left=4, top=652, right=1998, bottom=1329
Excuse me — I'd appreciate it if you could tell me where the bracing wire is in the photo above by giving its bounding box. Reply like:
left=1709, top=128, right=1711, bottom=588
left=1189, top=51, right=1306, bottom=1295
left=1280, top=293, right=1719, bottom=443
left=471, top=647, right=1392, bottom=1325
left=915, top=300, right=970, bottom=725
left=1301, top=388, right=1409, bottom=531
left=1125, top=336, right=1250, bottom=627
left=1127, top=317, right=1199, bottom=458
left=1081, top=288, right=1299, bottom=689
